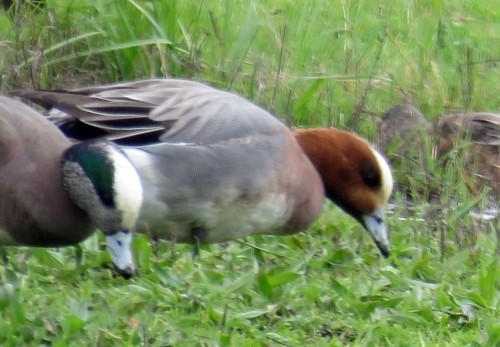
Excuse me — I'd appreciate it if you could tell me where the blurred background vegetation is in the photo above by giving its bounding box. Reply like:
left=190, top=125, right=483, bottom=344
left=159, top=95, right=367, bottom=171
left=0, top=0, right=499, bottom=345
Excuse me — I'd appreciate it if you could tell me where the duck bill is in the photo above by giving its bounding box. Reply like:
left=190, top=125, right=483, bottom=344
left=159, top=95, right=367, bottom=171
left=105, top=231, right=136, bottom=279
left=361, top=208, right=390, bottom=257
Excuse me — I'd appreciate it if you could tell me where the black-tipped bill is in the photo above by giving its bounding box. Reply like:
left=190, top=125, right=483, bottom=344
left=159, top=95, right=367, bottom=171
left=361, top=208, right=390, bottom=257
left=105, top=231, right=135, bottom=279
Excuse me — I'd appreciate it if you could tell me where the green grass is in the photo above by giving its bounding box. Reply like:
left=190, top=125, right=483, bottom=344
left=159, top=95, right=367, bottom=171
left=1, top=0, right=499, bottom=345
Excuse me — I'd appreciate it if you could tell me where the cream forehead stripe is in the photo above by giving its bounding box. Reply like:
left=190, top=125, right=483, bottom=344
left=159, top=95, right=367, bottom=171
left=371, top=148, right=393, bottom=201
left=108, top=147, right=143, bottom=228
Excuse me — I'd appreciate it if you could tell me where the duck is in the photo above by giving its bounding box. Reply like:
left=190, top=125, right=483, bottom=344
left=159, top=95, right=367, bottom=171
left=377, top=103, right=432, bottom=160
left=11, top=78, right=394, bottom=256
left=377, top=104, right=499, bottom=196
left=434, top=112, right=500, bottom=195
left=434, top=112, right=500, bottom=153
left=0, top=95, right=143, bottom=278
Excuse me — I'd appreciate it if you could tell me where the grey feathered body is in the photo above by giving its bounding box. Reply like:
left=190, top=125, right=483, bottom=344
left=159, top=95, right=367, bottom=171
left=12, top=79, right=324, bottom=244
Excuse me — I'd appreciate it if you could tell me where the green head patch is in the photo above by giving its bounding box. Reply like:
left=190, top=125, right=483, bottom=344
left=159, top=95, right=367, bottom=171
left=62, top=142, right=116, bottom=208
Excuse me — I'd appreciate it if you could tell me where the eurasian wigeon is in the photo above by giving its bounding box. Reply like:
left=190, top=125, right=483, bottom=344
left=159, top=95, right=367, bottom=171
left=0, top=95, right=142, bottom=277
left=12, top=79, right=394, bottom=256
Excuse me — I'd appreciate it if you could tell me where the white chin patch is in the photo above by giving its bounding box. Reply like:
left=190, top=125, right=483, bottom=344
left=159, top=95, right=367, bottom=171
left=105, top=232, right=135, bottom=274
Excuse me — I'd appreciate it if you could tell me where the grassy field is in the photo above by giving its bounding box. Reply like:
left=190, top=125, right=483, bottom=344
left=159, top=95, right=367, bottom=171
left=1, top=0, right=499, bottom=345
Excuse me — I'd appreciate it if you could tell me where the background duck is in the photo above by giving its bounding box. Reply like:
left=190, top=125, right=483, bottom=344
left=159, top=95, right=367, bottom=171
left=434, top=112, right=500, bottom=195
left=378, top=104, right=499, bottom=196
left=377, top=104, right=432, bottom=159
left=12, top=79, right=394, bottom=257
left=0, top=95, right=143, bottom=277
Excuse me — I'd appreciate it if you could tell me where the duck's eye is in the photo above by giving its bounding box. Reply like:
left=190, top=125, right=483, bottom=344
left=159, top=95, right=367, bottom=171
left=360, top=165, right=381, bottom=189
left=117, top=240, right=122, bottom=246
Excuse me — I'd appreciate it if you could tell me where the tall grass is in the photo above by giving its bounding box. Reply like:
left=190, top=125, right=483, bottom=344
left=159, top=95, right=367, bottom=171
left=2, top=1, right=498, bottom=119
